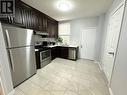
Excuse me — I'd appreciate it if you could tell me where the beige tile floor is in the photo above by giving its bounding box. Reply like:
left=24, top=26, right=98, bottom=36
left=14, top=58, right=110, bottom=95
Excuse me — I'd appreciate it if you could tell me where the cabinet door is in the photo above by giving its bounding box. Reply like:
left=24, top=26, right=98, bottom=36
left=19, top=1, right=40, bottom=30
left=52, top=22, right=58, bottom=38
left=42, top=16, right=47, bottom=32
left=20, top=4, right=29, bottom=28
left=47, top=19, right=52, bottom=36
left=29, top=10, right=35, bottom=29
left=27, top=9, right=32, bottom=28
left=25, top=8, right=34, bottom=29
left=38, top=14, right=42, bottom=31
left=37, top=13, right=44, bottom=31
left=47, top=19, right=58, bottom=38
left=31, top=10, right=40, bottom=31
left=50, top=23, right=55, bottom=38
left=13, top=1, right=23, bottom=26
left=55, top=22, right=58, bottom=38
left=20, top=2, right=38, bottom=29
left=51, top=47, right=57, bottom=60
left=60, top=47, right=68, bottom=59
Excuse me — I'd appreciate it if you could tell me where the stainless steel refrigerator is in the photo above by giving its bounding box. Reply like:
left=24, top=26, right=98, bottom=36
left=2, top=24, right=36, bottom=87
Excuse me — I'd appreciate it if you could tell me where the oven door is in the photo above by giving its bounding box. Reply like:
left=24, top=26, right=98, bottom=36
left=40, top=49, right=51, bottom=67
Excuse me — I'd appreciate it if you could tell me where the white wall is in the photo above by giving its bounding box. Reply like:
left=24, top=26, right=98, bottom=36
left=95, top=15, right=105, bottom=62
left=70, top=17, right=98, bottom=46
left=0, top=23, right=13, bottom=95
left=99, top=15, right=109, bottom=67
left=59, top=15, right=105, bottom=61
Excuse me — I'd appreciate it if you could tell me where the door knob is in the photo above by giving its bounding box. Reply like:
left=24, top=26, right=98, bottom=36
left=108, top=52, right=115, bottom=56
left=81, top=45, right=83, bottom=48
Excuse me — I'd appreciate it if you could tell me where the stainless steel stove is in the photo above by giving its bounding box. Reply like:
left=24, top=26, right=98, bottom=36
left=35, top=42, right=51, bottom=69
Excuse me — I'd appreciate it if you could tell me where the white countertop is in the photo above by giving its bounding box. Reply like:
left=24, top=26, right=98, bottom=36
left=46, top=45, right=79, bottom=48
left=35, top=49, right=39, bottom=51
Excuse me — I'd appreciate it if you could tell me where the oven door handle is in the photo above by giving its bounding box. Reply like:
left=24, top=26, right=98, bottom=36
left=40, top=50, right=50, bottom=53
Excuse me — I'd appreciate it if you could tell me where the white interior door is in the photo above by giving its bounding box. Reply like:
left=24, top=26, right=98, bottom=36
left=80, top=28, right=97, bottom=60
left=103, top=5, right=124, bottom=82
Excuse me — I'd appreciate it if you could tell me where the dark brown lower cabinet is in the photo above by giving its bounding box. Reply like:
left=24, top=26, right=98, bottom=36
left=51, top=47, right=78, bottom=60
left=51, top=47, right=57, bottom=60
left=35, top=51, right=41, bottom=69
left=51, top=46, right=69, bottom=60
left=59, top=47, right=69, bottom=59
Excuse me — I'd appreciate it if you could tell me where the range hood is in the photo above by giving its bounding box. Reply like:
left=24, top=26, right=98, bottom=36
left=35, top=31, right=49, bottom=36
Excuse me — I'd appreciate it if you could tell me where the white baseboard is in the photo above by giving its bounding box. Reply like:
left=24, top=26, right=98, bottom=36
left=94, top=61, right=103, bottom=71
left=101, top=66, right=114, bottom=95
left=98, top=62, right=103, bottom=71
left=8, top=90, right=15, bottom=95
left=95, top=61, right=114, bottom=95
left=109, top=87, right=114, bottom=95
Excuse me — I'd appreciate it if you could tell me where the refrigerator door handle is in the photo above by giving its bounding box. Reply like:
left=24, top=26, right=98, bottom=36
left=8, top=50, right=15, bottom=72
left=5, top=29, right=11, bottom=48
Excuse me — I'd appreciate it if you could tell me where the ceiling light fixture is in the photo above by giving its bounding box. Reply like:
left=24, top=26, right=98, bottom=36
left=57, top=0, right=72, bottom=12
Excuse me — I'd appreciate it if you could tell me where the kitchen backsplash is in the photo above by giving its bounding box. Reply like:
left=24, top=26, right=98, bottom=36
left=34, top=35, right=56, bottom=43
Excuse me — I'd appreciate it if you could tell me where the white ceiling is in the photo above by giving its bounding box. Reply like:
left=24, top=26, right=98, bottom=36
left=21, top=0, right=113, bottom=21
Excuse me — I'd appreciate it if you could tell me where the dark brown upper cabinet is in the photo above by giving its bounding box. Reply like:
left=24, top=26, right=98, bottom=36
left=38, top=13, right=43, bottom=31
left=42, top=16, right=48, bottom=32
left=37, top=13, right=47, bottom=32
left=0, top=0, right=58, bottom=38
left=47, top=19, right=58, bottom=38
left=20, top=2, right=38, bottom=29
left=13, top=1, right=23, bottom=26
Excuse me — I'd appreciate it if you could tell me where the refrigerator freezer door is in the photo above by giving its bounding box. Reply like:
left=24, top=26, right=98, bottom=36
left=8, top=46, right=36, bottom=87
left=2, top=24, right=34, bottom=48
